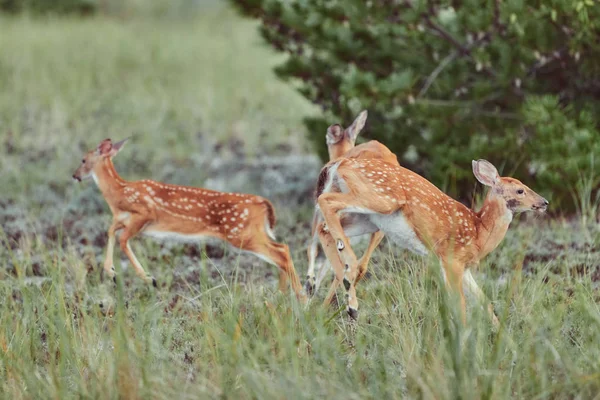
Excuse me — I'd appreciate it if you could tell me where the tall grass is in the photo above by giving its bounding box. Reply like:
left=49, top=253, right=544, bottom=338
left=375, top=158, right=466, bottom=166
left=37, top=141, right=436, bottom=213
left=1, top=235, right=600, bottom=398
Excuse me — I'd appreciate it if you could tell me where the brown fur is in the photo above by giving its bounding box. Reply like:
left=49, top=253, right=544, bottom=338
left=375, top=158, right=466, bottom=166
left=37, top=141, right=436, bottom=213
left=316, top=157, right=547, bottom=323
left=73, top=139, right=305, bottom=302
left=305, top=110, right=400, bottom=298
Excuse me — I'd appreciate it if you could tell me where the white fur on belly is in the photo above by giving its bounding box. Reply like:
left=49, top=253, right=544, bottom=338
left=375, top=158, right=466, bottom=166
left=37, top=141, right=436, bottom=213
left=369, top=211, right=429, bottom=256
left=143, top=230, right=213, bottom=244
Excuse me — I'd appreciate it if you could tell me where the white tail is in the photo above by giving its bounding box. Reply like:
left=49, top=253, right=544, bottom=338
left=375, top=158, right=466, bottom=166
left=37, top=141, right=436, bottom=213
left=315, top=157, right=548, bottom=322
left=305, top=110, right=400, bottom=300
left=73, top=138, right=305, bottom=301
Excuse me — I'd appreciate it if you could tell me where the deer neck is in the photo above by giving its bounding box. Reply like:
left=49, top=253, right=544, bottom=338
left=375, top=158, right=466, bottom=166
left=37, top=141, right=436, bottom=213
left=92, top=158, right=127, bottom=208
left=328, top=142, right=353, bottom=160
left=475, top=192, right=513, bottom=260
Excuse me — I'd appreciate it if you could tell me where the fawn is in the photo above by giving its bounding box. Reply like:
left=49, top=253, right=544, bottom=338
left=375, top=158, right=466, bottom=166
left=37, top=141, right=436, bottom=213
left=305, top=111, right=400, bottom=301
left=315, top=157, right=548, bottom=322
left=72, top=138, right=305, bottom=301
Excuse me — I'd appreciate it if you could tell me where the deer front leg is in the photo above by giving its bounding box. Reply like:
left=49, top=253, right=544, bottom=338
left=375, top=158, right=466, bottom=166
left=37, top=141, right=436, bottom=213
left=118, top=217, right=157, bottom=287
left=322, top=231, right=384, bottom=306
left=354, top=230, right=384, bottom=284
left=442, top=259, right=467, bottom=325
left=463, top=269, right=500, bottom=328
left=104, top=221, right=124, bottom=282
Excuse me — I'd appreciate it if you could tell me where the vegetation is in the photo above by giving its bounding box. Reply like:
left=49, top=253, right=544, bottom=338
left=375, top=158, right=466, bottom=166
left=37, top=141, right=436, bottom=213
left=1, top=1, right=600, bottom=399
left=231, top=0, right=600, bottom=209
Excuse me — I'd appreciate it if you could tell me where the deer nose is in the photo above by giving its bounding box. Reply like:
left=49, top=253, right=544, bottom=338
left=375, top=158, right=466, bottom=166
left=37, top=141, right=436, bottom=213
left=72, top=174, right=80, bottom=182
left=542, top=198, right=549, bottom=206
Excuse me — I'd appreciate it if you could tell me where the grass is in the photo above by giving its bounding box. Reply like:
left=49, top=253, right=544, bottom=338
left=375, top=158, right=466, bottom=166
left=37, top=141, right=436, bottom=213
left=1, top=2, right=600, bottom=399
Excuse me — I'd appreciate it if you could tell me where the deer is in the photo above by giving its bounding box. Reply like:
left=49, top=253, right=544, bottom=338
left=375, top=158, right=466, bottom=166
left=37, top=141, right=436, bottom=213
left=72, top=138, right=306, bottom=302
left=314, top=157, right=548, bottom=323
left=305, top=110, right=400, bottom=302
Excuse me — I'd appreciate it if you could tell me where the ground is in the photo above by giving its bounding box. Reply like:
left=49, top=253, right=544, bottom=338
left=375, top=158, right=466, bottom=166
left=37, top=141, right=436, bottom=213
left=1, top=2, right=600, bottom=399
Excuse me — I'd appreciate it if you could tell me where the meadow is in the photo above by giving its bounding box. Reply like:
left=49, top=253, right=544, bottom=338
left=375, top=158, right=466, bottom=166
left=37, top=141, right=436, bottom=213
left=1, top=2, right=600, bottom=399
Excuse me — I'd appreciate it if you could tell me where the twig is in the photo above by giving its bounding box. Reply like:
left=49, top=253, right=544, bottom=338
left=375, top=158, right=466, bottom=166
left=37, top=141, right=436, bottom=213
left=413, top=98, right=522, bottom=120
left=421, top=8, right=497, bottom=78
left=418, top=51, right=459, bottom=98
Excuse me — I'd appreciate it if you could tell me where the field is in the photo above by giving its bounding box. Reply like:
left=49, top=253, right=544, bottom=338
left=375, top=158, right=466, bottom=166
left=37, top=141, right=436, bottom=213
left=1, top=3, right=600, bottom=399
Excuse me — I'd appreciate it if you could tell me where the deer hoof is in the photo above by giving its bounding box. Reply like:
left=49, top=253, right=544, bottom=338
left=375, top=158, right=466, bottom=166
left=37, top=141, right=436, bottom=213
left=304, top=279, right=315, bottom=296
left=347, top=307, right=358, bottom=320
left=152, top=277, right=157, bottom=288
left=343, top=277, right=351, bottom=291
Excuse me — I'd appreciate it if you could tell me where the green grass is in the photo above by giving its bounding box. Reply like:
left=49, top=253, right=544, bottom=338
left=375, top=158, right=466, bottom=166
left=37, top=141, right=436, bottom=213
left=1, top=2, right=600, bottom=399
left=2, top=224, right=600, bottom=399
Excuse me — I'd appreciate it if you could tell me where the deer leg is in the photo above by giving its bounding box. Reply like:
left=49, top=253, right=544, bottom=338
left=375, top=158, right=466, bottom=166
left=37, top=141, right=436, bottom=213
left=317, top=191, right=399, bottom=319
left=322, top=231, right=383, bottom=306
left=442, top=260, right=466, bottom=325
left=119, top=218, right=156, bottom=287
left=248, top=239, right=307, bottom=304
left=104, top=221, right=124, bottom=281
left=317, top=193, right=361, bottom=284
left=305, top=228, right=321, bottom=296
left=317, top=221, right=359, bottom=319
left=314, top=256, right=329, bottom=294
left=354, top=231, right=384, bottom=285
left=318, top=224, right=342, bottom=306
left=463, top=269, right=500, bottom=328
left=323, top=274, right=340, bottom=307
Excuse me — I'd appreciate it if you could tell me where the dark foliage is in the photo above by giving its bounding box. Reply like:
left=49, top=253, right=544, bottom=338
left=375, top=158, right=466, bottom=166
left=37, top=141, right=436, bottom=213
left=232, top=0, right=600, bottom=208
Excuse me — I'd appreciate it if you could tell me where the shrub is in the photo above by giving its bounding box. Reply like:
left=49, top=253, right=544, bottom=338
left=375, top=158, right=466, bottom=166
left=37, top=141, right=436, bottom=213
left=231, top=0, right=600, bottom=209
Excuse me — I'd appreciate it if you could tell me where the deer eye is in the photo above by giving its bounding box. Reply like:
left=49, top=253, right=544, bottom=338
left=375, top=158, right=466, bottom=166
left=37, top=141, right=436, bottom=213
left=82, top=159, right=86, bottom=164
left=517, top=189, right=524, bottom=195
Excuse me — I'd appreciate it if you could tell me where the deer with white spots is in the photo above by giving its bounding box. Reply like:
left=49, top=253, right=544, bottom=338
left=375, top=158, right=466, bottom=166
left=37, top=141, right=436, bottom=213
left=305, top=110, right=400, bottom=302
left=72, top=138, right=305, bottom=301
left=315, top=157, right=548, bottom=322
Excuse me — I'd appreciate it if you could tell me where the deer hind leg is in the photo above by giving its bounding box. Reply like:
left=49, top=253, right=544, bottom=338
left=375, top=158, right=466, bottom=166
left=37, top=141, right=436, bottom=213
left=318, top=224, right=342, bottom=306
left=463, top=269, right=500, bottom=328
left=104, top=221, right=124, bottom=281
left=305, top=220, right=322, bottom=295
left=118, top=217, right=156, bottom=287
left=246, top=238, right=306, bottom=303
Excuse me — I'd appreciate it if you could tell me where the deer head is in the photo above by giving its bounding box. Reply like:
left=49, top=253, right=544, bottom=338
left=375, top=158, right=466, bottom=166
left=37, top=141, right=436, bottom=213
left=72, top=138, right=129, bottom=182
left=472, top=159, right=549, bottom=213
left=326, top=110, right=368, bottom=160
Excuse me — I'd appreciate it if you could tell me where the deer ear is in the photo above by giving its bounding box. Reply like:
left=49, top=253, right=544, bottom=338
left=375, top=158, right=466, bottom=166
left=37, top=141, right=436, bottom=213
left=97, top=139, right=113, bottom=155
left=346, top=110, right=368, bottom=142
left=472, top=159, right=499, bottom=187
left=109, top=137, right=129, bottom=156
left=326, top=124, right=344, bottom=144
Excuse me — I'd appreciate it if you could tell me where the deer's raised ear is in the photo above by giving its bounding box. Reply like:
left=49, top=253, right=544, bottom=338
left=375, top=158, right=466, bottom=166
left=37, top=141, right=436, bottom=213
left=97, top=139, right=113, bottom=155
left=346, top=110, right=368, bottom=142
left=326, top=124, right=344, bottom=144
left=472, top=159, right=499, bottom=187
left=108, top=137, right=130, bottom=156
